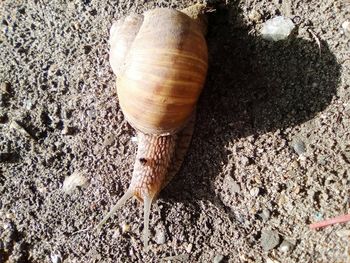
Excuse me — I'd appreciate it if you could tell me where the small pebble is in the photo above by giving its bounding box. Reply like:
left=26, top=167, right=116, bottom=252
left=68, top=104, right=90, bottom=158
left=50, top=252, right=62, bottom=263
left=240, top=156, right=250, bottom=166
left=261, top=230, right=280, bottom=251
left=279, top=240, right=295, bottom=253
left=155, top=228, right=166, bottom=244
left=225, top=174, right=241, bottom=194
left=62, top=171, right=89, bottom=193
left=261, top=208, right=271, bottom=220
left=342, top=20, right=350, bottom=35
left=121, top=222, right=130, bottom=233
left=86, top=109, right=96, bottom=118
left=250, top=187, right=260, bottom=197
left=0, top=82, right=10, bottom=93
left=185, top=243, right=193, bottom=253
left=230, top=181, right=241, bottom=194
left=291, top=137, right=306, bottom=155
left=213, top=254, right=224, bottom=263
left=248, top=9, right=262, bottom=23
left=277, top=191, right=287, bottom=206
left=261, top=16, right=295, bottom=41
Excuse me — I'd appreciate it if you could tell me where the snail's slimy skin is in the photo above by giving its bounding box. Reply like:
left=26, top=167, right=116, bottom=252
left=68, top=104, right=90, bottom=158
left=96, top=114, right=195, bottom=248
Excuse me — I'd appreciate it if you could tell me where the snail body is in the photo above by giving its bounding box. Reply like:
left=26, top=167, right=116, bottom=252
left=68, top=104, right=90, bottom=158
left=97, top=4, right=208, bottom=248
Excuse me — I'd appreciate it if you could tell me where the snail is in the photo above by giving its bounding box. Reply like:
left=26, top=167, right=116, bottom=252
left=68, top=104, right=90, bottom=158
left=96, top=4, right=209, bottom=248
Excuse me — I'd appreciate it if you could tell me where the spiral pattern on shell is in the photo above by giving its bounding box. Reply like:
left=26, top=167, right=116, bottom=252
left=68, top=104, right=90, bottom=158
left=111, top=8, right=208, bottom=135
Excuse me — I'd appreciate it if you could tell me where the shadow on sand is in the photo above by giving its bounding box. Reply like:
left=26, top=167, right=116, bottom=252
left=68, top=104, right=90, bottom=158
left=161, top=2, right=341, bottom=232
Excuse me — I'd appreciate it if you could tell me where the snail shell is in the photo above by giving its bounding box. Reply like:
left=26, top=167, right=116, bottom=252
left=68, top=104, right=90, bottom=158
left=110, top=8, right=208, bottom=135
left=97, top=4, right=208, bottom=249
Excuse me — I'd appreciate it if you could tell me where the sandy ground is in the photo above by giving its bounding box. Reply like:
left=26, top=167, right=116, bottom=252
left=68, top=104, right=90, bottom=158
left=1, top=0, right=350, bottom=262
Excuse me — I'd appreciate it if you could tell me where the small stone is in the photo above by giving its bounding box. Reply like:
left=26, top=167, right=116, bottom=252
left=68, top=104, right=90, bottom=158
left=48, top=64, right=58, bottom=76
left=225, top=174, right=241, bottom=194
left=0, top=82, right=11, bottom=93
left=342, top=20, right=350, bottom=35
left=213, top=254, right=224, bottom=263
left=185, top=243, right=193, bottom=253
left=248, top=10, right=262, bottom=23
left=291, top=137, right=306, bottom=155
left=62, top=171, right=89, bottom=193
left=50, top=252, right=62, bottom=263
left=121, top=222, right=130, bottom=233
left=261, top=16, right=295, bottom=41
left=260, top=208, right=271, bottom=220
left=86, top=109, right=96, bottom=118
left=277, top=191, right=287, bottom=206
left=290, top=160, right=300, bottom=169
left=72, top=22, right=80, bottom=30
left=254, top=175, right=262, bottom=184
left=261, top=230, right=280, bottom=251
left=155, top=228, right=166, bottom=244
left=250, top=187, right=260, bottom=197
left=279, top=240, right=295, bottom=253
left=293, top=185, right=300, bottom=194
left=241, top=156, right=250, bottom=166
left=230, top=181, right=241, bottom=194
left=23, top=99, right=33, bottom=110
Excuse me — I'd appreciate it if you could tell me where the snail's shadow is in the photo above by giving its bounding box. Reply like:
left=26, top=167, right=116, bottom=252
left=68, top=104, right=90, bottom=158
left=160, top=4, right=340, bottom=224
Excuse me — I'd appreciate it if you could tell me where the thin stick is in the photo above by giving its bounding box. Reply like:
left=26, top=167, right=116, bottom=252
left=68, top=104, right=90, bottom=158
left=310, top=213, right=350, bottom=229
left=307, top=28, right=322, bottom=57
left=71, top=226, right=92, bottom=235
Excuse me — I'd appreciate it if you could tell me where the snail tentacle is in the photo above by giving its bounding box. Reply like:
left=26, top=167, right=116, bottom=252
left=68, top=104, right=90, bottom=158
left=95, top=189, right=133, bottom=230
left=143, top=193, right=153, bottom=250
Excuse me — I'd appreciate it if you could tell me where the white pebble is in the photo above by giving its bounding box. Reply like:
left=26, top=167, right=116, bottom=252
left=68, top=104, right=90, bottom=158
left=50, top=252, right=62, bottom=263
left=250, top=187, right=260, bottom=197
left=185, top=243, right=193, bottom=253
left=213, top=254, right=224, bottom=263
left=62, top=171, right=89, bottom=193
left=155, top=228, right=166, bottom=244
left=261, top=16, right=295, bottom=41
left=279, top=240, right=295, bottom=253
left=342, top=20, right=350, bottom=35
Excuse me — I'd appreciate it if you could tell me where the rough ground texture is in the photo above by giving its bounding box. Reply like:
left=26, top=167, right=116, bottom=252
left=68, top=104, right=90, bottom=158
left=0, top=0, right=349, bottom=262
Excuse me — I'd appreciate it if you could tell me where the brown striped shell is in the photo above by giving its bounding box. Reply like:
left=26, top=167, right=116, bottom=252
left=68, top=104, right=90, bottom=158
left=109, top=8, right=208, bottom=135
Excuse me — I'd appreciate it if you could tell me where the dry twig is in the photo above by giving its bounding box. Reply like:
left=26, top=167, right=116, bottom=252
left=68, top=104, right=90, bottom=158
left=307, top=28, right=322, bottom=57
